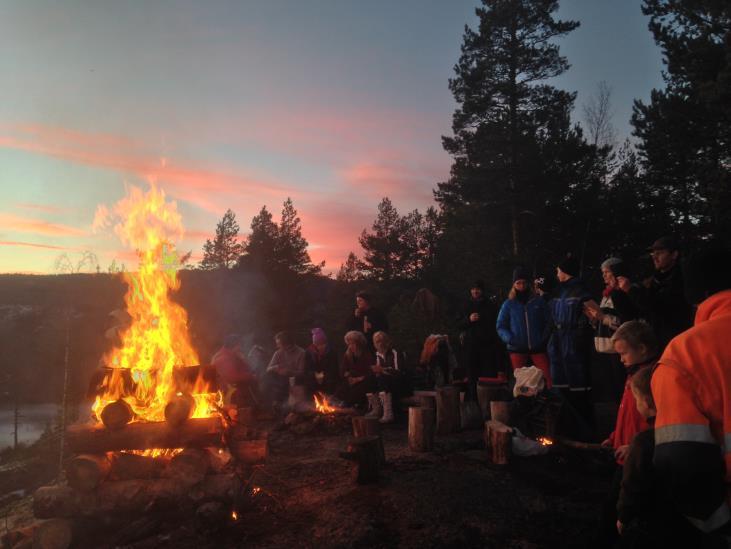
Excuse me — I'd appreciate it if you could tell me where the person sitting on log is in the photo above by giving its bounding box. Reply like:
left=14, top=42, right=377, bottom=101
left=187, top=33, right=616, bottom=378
left=419, top=334, right=458, bottom=389
left=261, top=331, right=306, bottom=413
left=335, top=331, right=376, bottom=410
left=305, top=327, right=340, bottom=395
left=211, top=334, right=257, bottom=408
left=367, top=331, right=409, bottom=423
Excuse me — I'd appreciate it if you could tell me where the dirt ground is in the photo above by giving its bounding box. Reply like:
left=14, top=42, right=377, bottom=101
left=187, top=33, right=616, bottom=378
left=1, top=419, right=615, bottom=549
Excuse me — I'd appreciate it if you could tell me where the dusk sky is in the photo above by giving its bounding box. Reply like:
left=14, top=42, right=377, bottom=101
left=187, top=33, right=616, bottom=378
left=0, top=1, right=664, bottom=275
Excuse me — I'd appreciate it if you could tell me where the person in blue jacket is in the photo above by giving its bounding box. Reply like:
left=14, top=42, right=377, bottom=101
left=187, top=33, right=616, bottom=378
left=547, top=255, right=595, bottom=425
left=496, top=266, right=552, bottom=388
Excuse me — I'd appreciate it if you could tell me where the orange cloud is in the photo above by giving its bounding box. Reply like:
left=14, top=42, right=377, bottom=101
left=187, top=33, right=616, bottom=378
left=0, top=213, right=86, bottom=237
left=16, top=202, right=71, bottom=214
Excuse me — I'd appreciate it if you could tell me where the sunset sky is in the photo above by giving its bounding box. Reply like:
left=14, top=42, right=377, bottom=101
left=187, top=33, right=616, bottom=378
left=0, top=1, right=663, bottom=274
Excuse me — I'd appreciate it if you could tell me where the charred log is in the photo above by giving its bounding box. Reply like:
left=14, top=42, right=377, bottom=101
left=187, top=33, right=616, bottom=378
left=164, top=393, right=195, bottom=426
left=65, top=454, right=111, bottom=492
left=100, top=399, right=133, bottom=431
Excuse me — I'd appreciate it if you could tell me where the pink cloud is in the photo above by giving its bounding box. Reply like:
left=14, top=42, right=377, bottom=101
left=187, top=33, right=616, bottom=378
left=16, top=202, right=71, bottom=214
left=0, top=240, right=68, bottom=250
left=0, top=213, right=86, bottom=237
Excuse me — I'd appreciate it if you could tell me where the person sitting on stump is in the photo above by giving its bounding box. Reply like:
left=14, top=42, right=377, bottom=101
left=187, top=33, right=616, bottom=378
left=365, top=330, right=408, bottom=423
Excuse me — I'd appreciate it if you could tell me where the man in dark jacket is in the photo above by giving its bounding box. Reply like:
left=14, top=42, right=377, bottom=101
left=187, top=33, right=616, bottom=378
left=459, top=280, right=501, bottom=394
left=345, top=291, right=388, bottom=348
left=632, top=236, right=693, bottom=350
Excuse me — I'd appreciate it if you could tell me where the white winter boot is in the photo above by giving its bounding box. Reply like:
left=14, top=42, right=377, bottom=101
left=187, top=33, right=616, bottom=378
left=364, top=392, right=382, bottom=418
left=379, top=391, right=394, bottom=423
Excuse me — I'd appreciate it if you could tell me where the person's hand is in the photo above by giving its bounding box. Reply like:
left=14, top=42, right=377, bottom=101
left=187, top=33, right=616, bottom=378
left=354, top=308, right=362, bottom=317
left=615, top=444, right=630, bottom=462
left=617, top=276, right=631, bottom=293
left=616, top=520, right=624, bottom=535
left=469, top=312, right=480, bottom=322
left=601, top=438, right=612, bottom=448
left=364, top=320, right=372, bottom=333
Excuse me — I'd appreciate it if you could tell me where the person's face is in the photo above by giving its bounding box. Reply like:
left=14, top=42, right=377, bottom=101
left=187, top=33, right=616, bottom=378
left=601, top=267, right=617, bottom=288
left=556, top=267, right=570, bottom=283
left=275, top=337, right=284, bottom=351
left=650, top=249, right=678, bottom=272
left=513, top=279, right=528, bottom=292
left=355, top=296, right=368, bottom=310
left=630, top=386, right=655, bottom=420
left=613, top=339, right=648, bottom=367
left=470, top=287, right=483, bottom=299
left=346, top=339, right=358, bottom=354
left=374, top=335, right=388, bottom=354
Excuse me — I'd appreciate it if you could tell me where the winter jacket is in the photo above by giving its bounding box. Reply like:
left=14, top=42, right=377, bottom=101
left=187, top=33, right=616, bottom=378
left=594, top=288, right=638, bottom=353
left=546, top=277, right=593, bottom=390
left=652, top=290, right=731, bottom=536
left=305, top=344, right=340, bottom=394
left=459, top=297, right=500, bottom=347
left=342, top=349, right=375, bottom=379
left=346, top=307, right=388, bottom=347
left=607, top=363, right=653, bottom=464
left=496, top=295, right=550, bottom=353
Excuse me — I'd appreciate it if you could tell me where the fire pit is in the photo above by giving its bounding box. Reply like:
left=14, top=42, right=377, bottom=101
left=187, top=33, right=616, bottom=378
left=283, top=393, right=356, bottom=435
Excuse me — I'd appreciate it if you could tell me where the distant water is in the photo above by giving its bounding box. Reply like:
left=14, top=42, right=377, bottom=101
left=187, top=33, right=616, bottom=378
left=0, top=404, right=89, bottom=450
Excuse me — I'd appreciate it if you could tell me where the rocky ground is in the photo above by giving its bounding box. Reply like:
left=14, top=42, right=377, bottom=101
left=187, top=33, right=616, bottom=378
left=1, top=417, right=614, bottom=549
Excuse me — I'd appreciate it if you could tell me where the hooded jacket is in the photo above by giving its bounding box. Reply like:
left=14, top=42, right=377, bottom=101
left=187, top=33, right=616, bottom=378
left=496, top=294, right=550, bottom=352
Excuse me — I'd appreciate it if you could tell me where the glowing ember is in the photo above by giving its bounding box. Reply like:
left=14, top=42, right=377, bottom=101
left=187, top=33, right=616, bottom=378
left=252, top=486, right=261, bottom=495
left=313, top=393, right=335, bottom=414
left=538, top=437, right=554, bottom=446
left=91, top=183, right=221, bottom=425
left=231, top=511, right=238, bottom=521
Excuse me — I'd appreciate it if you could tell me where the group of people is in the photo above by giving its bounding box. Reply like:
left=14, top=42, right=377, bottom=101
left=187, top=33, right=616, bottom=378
left=211, top=235, right=731, bottom=546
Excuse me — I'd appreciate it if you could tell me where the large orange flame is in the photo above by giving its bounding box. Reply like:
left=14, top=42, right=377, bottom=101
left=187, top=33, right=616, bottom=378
left=92, top=183, right=221, bottom=424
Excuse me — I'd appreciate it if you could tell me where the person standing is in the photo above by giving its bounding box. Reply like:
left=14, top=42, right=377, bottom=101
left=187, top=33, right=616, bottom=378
left=632, top=236, right=693, bottom=349
left=651, top=245, right=731, bottom=543
left=496, top=266, right=552, bottom=387
left=547, top=255, right=594, bottom=426
left=345, top=291, right=388, bottom=349
left=459, top=280, right=502, bottom=395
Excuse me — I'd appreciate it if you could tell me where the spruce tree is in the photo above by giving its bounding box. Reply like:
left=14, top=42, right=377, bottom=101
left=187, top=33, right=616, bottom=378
left=275, top=198, right=323, bottom=275
left=199, top=209, right=245, bottom=269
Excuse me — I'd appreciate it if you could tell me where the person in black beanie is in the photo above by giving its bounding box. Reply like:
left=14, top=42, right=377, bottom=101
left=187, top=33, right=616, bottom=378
left=547, top=254, right=595, bottom=434
left=458, top=279, right=502, bottom=397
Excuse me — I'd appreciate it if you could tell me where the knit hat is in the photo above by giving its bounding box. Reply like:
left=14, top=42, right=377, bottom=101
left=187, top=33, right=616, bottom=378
left=601, top=257, right=629, bottom=279
left=647, top=235, right=680, bottom=253
left=557, top=255, right=579, bottom=278
left=512, top=266, right=531, bottom=283
left=472, top=279, right=485, bottom=291
left=682, top=244, right=731, bottom=305
left=311, top=327, right=328, bottom=345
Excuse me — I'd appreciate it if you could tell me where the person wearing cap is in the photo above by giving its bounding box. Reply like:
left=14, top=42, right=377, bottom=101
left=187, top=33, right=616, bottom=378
left=632, top=236, right=693, bottom=349
left=345, top=291, right=389, bottom=349
left=304, top=328, right=340, bottom=395
left=546, top=255, right=594, bottom=425
left=496, top=266, right=552, bottom=387
left=651, top=244, right=731, bottom=544
left=459, top=279, right=502, bottom=396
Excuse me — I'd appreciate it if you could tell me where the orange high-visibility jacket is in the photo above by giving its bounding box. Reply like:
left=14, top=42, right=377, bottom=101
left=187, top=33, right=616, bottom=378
left=652, top=289, right=731, bottom=534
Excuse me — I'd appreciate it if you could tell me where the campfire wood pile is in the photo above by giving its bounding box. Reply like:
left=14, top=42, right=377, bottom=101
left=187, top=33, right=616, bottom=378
left=27, top=367, right=268, bottom=549
left=282, top=393, right=357, bottom=435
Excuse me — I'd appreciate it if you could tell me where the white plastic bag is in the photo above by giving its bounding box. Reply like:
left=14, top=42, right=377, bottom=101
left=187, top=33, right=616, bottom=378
left=511, top=427, right=550, bottom=457
left=513, top=366, right=545, bottom=397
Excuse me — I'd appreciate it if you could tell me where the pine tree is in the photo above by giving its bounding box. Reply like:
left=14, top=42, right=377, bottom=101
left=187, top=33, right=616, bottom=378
left=199, top=209, right=245, bottom=269
left=437, top=0, right=580, bottom=258
left=358, top=198, right=407, bottom=281
left=239, top=206, right=279, bottom=272
left=275, top=198, right=323, bottom=275
left=336, top=252, right=362, bottom=282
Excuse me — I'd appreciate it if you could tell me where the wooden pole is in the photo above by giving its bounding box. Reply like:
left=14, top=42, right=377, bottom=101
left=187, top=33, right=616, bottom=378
left=436, top=386, right=460, bottom=435
left=408, top=407, right=435, bottom=452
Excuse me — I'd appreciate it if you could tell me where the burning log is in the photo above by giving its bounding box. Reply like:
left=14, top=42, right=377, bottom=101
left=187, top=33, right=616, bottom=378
left=164, top=448, right=209, bottom=487
left=408, top=406, right=435, bottom=452
left=485, top=420, right=512, bottom=465
left=436, top=386, right=461, bottom=435
left=100, top=399, right=134, bottom=431
left=172, top=365, right=218, bottom=393
left=65, top=454, right=111, bottom=492
left=341, top=436, right=381, bottom=484
left=229, top=437, right=268, bottom=465
left=66, top=416, right=224, bottom=454
left=351, top=416, right=385, bottom=464
left=164, top=393, right=195, bottom=426
left=33, top=518, right=73, bottom=549
left=34, top=474, right=243, bottom=519
left=109, top=452, right=169, bottom=481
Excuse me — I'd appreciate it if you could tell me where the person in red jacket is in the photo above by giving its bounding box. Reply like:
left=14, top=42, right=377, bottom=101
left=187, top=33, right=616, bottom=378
left=652, top=244, right=731, bottom=544
left=599, top=320, right=658, bottom=547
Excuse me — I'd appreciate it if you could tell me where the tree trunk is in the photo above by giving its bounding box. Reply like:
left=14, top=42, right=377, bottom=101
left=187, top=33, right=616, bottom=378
left=436, top=386, right=460, bottom=435
left=65, top=454, right=112, bottom=492
left=164, top=394, right=195, bottom=427
left=351, top=416, right=385, bottom=464
left=408, top=407, right=435, bottom=452
left=341, top=436, right=381, bottom=484
left=66, top=417, right=224, bottom=453
left=490, top=401, right=510, bottom=424
left=485, top=420, right=512, bottom=465
left=33, top=518, right=73, bottom=549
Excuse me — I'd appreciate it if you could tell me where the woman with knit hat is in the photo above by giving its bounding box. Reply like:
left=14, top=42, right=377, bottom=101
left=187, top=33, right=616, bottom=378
left=496, top=266, right=552, bottom=388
